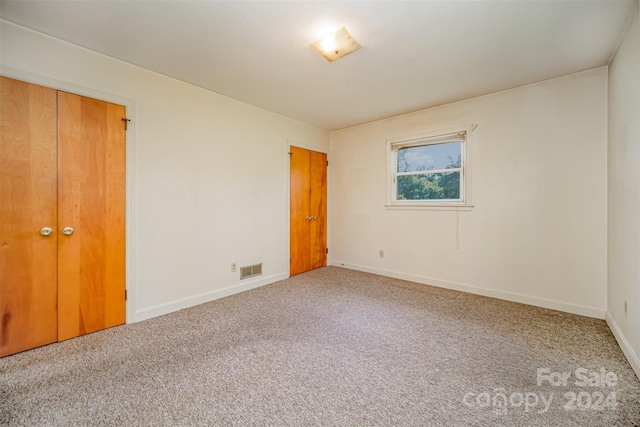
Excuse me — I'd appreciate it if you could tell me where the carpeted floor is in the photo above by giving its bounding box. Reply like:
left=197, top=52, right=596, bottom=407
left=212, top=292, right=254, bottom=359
left=1, top=266, right=639, bottom=426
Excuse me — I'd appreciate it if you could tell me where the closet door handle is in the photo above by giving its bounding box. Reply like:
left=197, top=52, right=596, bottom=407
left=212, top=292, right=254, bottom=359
left=40, top=227, right=53, bottom=236
left=62, top=227, right=74, bottom=236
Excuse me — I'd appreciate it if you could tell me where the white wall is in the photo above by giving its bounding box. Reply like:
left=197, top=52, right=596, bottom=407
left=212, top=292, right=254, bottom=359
left=330, top=68, right=608, bottom=318
left=607, top=8, right=640, bottom=378
left=0, top=20, right=330, bottom=321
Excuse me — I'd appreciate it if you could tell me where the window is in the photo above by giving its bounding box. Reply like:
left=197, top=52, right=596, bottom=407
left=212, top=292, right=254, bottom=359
left=387, top=126, right=472, bottom=209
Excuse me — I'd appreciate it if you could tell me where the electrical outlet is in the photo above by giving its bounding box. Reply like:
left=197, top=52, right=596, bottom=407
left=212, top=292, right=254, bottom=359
left=231, top=262, right=237, bottom=272
left=379, top=250, right=384, bottom=258
left=624, top=300, right=628, bottom=316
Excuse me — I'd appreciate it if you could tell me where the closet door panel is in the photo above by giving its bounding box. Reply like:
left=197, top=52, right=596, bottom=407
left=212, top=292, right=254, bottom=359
left=290, top=146, right=311, bottom=276
left=57, top=92, right=125, bottom=341
left=309, top=150, right=327, bottom=270
left=0, top=77, right=58, bottom=356
left=104, top=102, right=126, bottom=328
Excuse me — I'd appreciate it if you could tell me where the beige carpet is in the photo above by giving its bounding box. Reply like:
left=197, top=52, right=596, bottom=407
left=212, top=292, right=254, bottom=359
left=1, top=266, right=639, bottom=426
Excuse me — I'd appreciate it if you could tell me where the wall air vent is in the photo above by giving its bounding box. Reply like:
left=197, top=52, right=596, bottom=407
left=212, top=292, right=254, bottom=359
left=240, top=263, right=262, bottom=280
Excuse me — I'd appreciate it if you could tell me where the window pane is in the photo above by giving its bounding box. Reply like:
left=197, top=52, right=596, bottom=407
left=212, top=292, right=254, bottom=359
left=397, top=141, right=461, bottom=173
left=396, top=172, right=460, bottom=200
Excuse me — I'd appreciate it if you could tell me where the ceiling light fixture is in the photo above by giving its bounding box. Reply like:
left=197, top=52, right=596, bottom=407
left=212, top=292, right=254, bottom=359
left=311, top=27, right=361, bottom=62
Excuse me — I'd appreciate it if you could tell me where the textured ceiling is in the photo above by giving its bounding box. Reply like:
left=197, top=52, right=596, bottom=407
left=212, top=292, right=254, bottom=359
left=1, top=1, right=637, bottom=130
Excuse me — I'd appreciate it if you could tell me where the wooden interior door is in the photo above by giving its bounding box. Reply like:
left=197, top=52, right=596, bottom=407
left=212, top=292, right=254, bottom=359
left=290, top=146, right=311, bottom=275
left=0, top=77, right=59, bottom=356
left=57, top=92, right=126, bottom=341
left=309, top=150, right=327, bottom=269
left=290, top=146, right=327, bottom=276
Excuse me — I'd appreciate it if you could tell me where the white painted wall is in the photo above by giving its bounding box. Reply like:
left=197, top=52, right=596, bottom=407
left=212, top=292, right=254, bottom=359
left=329, top=68, right=608, bottom=318
left=0, top=21, right=330, bottom=321
left=607, top=8, right=640, bottom=378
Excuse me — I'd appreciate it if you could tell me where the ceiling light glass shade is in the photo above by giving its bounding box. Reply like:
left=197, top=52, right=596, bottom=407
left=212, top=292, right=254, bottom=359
left=311, top=27, right=361, bottom=62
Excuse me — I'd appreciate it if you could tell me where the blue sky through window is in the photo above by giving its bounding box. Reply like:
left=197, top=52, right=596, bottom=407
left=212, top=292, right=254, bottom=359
left=398, top=141, right=461, bottom=173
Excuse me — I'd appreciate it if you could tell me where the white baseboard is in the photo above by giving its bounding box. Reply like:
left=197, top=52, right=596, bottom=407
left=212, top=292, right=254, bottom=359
left=605, top=311, right=640, bottom=380
left=134, top=273, right=288, bottom=322
left=330, top=261, right=606, bottom=319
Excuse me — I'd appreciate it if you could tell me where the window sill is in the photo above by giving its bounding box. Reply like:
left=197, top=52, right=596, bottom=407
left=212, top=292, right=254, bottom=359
left=385, top=203, right=474, bottom=211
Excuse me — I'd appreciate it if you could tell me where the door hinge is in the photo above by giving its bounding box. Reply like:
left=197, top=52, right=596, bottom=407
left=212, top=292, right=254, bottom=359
left=122, top=117, right=131, bottom=131
left=290, top=256, right=292, bottom=263
left=125, top=289, right=128, bottom=301
left=327, top=160, right=329, bottom=166
left=326, top=248, right=328, bottom=254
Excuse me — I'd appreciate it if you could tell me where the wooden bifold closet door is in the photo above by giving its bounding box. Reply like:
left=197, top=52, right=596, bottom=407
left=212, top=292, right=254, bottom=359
left=0, top=77, right=126, bottom=357
left=290, top=146, right=327, bottom=276
left=0, top=77, right=58, bottom=356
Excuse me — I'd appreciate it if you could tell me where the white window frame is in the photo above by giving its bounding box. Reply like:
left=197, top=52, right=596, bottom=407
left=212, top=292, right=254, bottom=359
left=386, top=125, right=474, bottom=210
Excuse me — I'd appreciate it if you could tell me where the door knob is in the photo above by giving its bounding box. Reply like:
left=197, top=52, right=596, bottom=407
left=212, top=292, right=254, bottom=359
left=40, top=227, right=53, bottom=236
left=62, top=227, right=74, bottom=236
